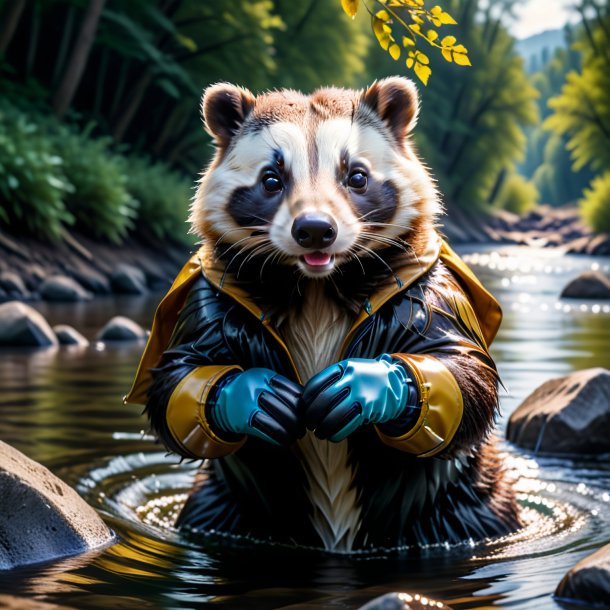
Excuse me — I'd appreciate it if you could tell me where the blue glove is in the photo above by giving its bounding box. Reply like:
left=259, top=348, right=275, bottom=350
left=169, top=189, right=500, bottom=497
left=302, top=354, right=418, bottom=442
left=209, top=368, right=304, bottom=447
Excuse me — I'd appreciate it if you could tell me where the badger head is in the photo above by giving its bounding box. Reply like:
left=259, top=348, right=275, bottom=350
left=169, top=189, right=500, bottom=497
left=191, top=77, right=440, bottom=281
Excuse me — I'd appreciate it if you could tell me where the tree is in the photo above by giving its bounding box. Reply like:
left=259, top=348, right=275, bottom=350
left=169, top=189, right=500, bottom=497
left=52, top=0, right=107, bottom=118
left=545, top=4, right=610, bottom=174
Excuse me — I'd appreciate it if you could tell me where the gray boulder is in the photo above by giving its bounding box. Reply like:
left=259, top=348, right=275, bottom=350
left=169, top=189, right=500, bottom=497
left=71, top=268, right=111, bottom=295
left=507, top=368, right=610, bottom=455
left=556, top=544, right=610, bottom=606
left=96, top=316, right=146, bottom=342
left=110, top=264, right=147, bottom=295
left=358, top=593, right=452, bottom=610
left=0, top=441, right=114, bottom=569
left=53, top=324, right=89, bottom=347
left=0, top=302, right=58, bottom=347
left=0, top=272, right=29, bottom=299
left=561, top=271, right=610, bottom=300
left=39, top=275, right=92, bottom=302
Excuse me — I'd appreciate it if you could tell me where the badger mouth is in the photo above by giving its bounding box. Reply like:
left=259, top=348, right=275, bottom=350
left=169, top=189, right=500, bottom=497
left=298, top=251, right=336, bottom=276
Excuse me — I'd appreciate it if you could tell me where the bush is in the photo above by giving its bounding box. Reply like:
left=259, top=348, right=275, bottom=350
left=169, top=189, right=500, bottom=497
left=0, top=105, right=74, bottom=240
left=53, top=126, right=138, bottom=243
left=123, top=156, right=193, bottom=244
left=493, top=173, right=538, bottom=214
left=580, top=171, right=610, bottom=234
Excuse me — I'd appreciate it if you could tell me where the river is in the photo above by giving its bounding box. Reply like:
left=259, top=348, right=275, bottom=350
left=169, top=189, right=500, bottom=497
left=0, top=245, right=609, bottom=609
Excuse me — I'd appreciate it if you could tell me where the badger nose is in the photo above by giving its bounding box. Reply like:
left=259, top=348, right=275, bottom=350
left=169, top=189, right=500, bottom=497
left=291, top=213, right=337, bottom=249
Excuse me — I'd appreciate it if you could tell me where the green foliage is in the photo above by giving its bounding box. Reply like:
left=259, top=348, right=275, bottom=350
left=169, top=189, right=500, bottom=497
left=580, top=171, right=610, bottom=234
left=545, top=8, right=610, bottom=173
left=0, top=104, right=73, bottom=240
left=492, top=173, right=537, bottom=214
left=123, top=156, right=192, bottom=244
left=53, top=127, right=138, bottom=243
left=271, top=0, right=370, bottom=90
left=366, top=0, right=538, bottom=213
left=531, top=132, right=593, bottom=205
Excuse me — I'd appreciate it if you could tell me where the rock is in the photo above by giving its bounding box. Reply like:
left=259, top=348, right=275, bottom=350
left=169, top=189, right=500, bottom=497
left=39, top=275, right=92, bottom=302
left=563, top=236, right=592, bottom=255
left=560, top=272, right=610, bottom=300
left=96, top=316, right=146, bottom=342
left=556, top=543, right=610, bottom=606
left=52, top=324, right=89, bottom=347
left=357, top=593, right=452, bottom=609
left=0, top=441, right=114, bottom=569
left=586, top=233, right=610, bottom=256
left=110, top=264, right=147, bottom=295
left=0, top=272, right=29, bottom=299
left=70, top=268, right=111, bottom=295
left=0, top=302, right=58, bottom=347
left=506, top=368, right=610, bottom=455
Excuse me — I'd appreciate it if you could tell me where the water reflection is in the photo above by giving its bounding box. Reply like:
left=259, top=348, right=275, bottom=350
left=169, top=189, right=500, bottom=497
left=1, top=247, right=610, bottom=608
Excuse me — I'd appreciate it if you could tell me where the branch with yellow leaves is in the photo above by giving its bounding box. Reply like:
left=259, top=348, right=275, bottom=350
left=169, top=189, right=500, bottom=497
left=341, top=0, right=470, bottom=85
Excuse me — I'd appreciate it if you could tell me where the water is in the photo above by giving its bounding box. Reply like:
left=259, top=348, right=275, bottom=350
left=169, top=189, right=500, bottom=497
left=1, top=246, right=610, bottom=609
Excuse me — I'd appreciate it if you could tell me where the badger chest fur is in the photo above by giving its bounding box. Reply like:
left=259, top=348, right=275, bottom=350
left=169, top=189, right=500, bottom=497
left=127, top=77, right=520, bottom=553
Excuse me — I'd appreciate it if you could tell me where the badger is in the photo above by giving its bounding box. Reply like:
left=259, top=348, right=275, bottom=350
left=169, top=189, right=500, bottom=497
left=126, top=77, right=520, bottom=553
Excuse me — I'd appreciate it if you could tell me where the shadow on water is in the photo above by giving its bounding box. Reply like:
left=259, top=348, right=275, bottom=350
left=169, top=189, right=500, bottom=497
left=1, top=246, right=610, bottom=609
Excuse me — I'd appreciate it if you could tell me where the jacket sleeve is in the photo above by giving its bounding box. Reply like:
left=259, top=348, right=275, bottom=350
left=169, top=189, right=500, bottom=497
left=146, top=275, right=246, bottom=459
left=374, top=263, right=500, bottom=458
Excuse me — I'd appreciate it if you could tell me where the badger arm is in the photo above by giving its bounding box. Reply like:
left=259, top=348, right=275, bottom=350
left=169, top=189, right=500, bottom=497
left=164, top=365, right=247, bottom=459
left=374, top=354, right=463, bottom=457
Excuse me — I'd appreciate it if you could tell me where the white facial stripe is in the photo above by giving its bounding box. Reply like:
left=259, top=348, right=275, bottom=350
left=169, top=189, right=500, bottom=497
left=315, top=118, right=353, bottom=176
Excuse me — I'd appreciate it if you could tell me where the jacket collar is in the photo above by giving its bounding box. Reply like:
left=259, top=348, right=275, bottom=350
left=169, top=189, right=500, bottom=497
left=126, top=232, right=500, bottom=402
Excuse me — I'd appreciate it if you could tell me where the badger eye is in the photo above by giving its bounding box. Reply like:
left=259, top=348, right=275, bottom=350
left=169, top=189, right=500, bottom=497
left=348, top=170, right=368, bottom=192
left=262, top=172, right=283, bottom=194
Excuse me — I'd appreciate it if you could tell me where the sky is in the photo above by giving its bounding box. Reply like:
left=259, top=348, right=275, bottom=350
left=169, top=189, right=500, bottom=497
left=513, top=0, right=577, bottom=39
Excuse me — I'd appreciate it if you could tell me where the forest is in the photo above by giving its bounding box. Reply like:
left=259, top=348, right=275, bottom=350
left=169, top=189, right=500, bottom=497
left=0, top=0, right=609, bottom=246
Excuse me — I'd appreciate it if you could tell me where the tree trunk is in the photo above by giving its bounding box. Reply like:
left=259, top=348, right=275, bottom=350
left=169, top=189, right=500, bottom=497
left=53, top=0, right=107, bottom=119
left=0, top=0, right=27, bottom=55
left=111, top=70, right=154, bottom=142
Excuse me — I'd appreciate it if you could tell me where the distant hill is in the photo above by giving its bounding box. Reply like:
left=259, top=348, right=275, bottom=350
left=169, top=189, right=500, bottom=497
left=516, top=29, right=567, bottom=72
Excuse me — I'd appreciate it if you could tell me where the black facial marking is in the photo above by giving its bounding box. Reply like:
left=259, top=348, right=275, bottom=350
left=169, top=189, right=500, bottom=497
left=350, top=178, right=398, bottom=224
left=228, top=185, right=282, bottom=227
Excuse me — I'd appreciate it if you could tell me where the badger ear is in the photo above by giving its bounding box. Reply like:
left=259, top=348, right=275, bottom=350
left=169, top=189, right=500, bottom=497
left=360, top=77, right=419, bottom=141
left=201, top=83, right=256, bottom=147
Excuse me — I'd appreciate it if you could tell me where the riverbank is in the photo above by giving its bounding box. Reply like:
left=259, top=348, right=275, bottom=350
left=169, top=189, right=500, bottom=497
left=443, top=205, right=610, bottom=255
left=0, top=228, right=188, bottom=302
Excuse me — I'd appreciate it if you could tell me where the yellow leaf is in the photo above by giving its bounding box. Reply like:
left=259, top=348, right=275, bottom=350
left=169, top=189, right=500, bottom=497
left=430, top=5, right=442, bottom=14
left=341, top=0, right=359, bottom=18
left=429, top=16, right=441, bottom=27
left=442, top=48, right=453, bottom=62
left=441, top=35, right=456, bottom=47
left=410, top=23, right=421, bottom=33
left=389, top=43, right=401, bottom=60
left=375, top=9, right=391, bottom=21
left=415, top=50, right=429, bottom=64
left=414, top=62, right=431, bottom=85
left=412, top=14, right=424, bottom=24
left=373, top=17, right=392, bottom=50
left=402, top=35, right=415, bottom=47
left=454, top=52, right=471, bottom=66
left=438, top=10, right=457, bottom=25
left=427, top=29, right=438, bottom=42
left=406, top=57, right=414, bottom=68
left=453, top=44, right=467, bottom=53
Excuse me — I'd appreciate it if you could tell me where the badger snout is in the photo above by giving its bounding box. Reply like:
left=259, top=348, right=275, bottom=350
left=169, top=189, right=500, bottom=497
left=291, top=213, right=337, bottom=250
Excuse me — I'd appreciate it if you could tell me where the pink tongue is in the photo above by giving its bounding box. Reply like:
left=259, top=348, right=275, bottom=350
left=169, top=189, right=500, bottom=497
left=303, top=252, right=331, bottom=266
